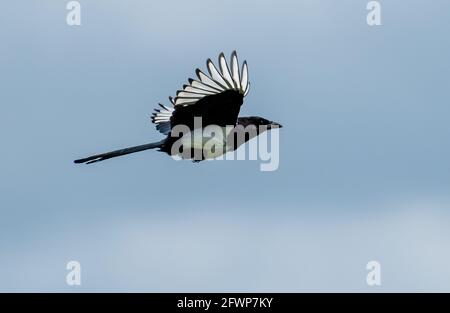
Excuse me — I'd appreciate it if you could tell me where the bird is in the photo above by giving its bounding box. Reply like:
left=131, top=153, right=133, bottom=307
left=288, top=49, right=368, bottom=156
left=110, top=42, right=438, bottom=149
left=74, top=51, right=282, bottom=164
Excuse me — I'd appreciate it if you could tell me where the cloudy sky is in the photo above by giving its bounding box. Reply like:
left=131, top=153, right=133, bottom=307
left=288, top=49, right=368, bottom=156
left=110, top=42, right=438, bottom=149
left=1, top=0, right=450, bottom=291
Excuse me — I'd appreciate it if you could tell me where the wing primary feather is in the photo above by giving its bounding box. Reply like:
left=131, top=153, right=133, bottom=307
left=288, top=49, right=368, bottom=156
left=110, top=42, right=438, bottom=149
left=206, top=58, right=231, bottom=89
left=219, top=52, right=234, bottom=88
left=176, top=91, right=205, bottom=98
left=188, top=78, right=221, bottom=93
left=196, top=69, right=226, bottom=91
left=159, top=103, right=174, bottom=111
left=182, top=85, right=216, bottom=95
left=174, top=97, right=199, bottom=106
left=243, top=82, right=251, bottom=97
left=240, top=61, right=249, bottom=93
left=230, top=51, right=241, bottom=90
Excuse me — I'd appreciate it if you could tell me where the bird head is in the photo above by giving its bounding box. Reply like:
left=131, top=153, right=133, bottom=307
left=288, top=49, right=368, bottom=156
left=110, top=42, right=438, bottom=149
left=237, top=116, right=282, bottom=130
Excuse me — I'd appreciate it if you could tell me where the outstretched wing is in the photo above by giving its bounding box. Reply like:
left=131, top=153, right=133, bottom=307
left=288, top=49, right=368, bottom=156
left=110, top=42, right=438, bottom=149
left=151, top=51, right=250, bottom=134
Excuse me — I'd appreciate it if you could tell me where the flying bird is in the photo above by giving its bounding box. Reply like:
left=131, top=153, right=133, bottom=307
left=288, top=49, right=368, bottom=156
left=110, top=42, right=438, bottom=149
left=74, top=51, right=282, bottom=164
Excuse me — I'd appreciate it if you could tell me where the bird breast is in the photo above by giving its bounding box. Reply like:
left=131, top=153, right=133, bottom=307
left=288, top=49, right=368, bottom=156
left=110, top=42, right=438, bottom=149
left=177, top=126, right=235, bottom=159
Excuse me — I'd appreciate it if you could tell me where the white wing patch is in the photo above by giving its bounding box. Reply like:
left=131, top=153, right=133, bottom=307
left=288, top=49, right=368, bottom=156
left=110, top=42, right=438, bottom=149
left=175, top=51, right=250, bottom=107
left=151, top=51, right=250, bottom=135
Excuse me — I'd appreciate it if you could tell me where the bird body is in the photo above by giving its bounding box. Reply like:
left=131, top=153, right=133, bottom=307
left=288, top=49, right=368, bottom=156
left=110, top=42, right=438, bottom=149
left=165, top=126, right=234, bottom=160
left=74, top=51, right=281, bottom=164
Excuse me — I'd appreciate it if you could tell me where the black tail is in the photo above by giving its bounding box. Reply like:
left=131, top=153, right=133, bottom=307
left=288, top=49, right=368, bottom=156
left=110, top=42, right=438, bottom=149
left=74, top=140, right=165, bottom=164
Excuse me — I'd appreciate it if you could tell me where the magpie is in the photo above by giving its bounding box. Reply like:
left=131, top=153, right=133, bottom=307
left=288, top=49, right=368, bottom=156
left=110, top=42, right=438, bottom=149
left=74, top=51, right=282, bottom=164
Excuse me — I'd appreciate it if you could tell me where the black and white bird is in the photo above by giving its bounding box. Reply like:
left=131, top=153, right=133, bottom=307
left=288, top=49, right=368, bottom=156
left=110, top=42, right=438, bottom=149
left=74, top=51, right=282, bottom=164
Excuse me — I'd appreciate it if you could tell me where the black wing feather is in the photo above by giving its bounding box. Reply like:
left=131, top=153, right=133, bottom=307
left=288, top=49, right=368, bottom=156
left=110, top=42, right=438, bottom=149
left=170, top=89, right=243, bottom=130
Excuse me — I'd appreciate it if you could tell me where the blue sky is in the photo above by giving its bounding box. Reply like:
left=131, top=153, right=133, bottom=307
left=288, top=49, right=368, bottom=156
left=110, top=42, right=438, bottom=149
left=1, top=0, right=450, bottom=291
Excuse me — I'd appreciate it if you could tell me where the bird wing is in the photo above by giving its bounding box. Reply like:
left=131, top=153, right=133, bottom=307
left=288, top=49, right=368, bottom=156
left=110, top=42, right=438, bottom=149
left=151, top=51, right=250, bottom=134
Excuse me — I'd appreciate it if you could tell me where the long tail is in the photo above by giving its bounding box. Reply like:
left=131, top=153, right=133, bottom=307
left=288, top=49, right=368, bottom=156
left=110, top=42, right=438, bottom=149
left=74, top=139, right=165, bottom=164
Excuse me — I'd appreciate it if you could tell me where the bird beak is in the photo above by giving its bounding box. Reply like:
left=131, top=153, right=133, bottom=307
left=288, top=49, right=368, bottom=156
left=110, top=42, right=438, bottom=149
left=269, top=121, right=283, bottom=128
